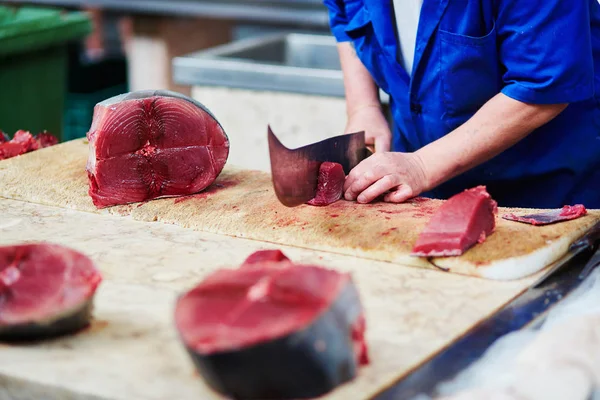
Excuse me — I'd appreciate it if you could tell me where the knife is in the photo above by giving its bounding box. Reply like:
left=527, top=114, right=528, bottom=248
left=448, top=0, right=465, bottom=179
left=372, top=220, right=600, bottom=400
left=267, top=125, right=372, bottom=207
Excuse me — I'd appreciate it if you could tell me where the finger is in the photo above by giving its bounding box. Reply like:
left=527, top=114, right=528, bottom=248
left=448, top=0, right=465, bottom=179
left=344, top=162, right=386, bottom=201
left=374, top=136, right=391, bottom=153
left=383, top=185, right=414, bottom=203
left=343, top=157, right=378, bottom=193
left=356, top=175, right=401, bottom=204
left=344, top=169, right=378, bottom=201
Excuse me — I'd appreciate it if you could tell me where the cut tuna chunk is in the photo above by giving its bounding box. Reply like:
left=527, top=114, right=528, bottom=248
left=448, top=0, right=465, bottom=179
left=0, top=243, right=102, bottom=341
left=86, top=90, right=230, bottom=208
left=174, top=250, right=368, bottom=399
left=0, top=130, right=58, bottom=161
left=0, top=131, right=8, bottom=143
left=412, top=186, right=498, bottom=257
left=307, top=161, right=345, bottom=206
left=35, top=131, right=59, bottom=148
left=502, top=204, right=588, bottom=226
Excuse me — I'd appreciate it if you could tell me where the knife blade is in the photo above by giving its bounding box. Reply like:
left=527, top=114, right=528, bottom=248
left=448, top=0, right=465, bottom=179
left=372, top=220, right=600, bottom=400
left=267, top=125, right=369, bottom=207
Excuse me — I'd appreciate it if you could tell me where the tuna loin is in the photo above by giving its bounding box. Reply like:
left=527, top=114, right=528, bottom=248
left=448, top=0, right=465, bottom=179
left=174, top=250, right=368, bottom=399
left=307, top=161, right=345, bottom=206
left=412, top=186, right=498, bottom=257
left=0, top=243, right=102, bottom=341
left=86, top=90, right=230, bottom=208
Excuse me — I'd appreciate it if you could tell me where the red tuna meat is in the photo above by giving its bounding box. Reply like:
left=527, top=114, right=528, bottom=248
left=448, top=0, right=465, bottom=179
left=0, top=130, right=58, bottom=161
left=0, top=243, right=102, bottom=340
left=86, top=90, right=230, bottom=208
left=307, top=161, right=345, bottom=206
left=412, top=186, right=498, bottom=257
left=242, top=249, right=290, bottom=266
left=0, top=130, right=37, bottom=160
left=35, top=131, right=59, bottom=148
left=174, top=250, right=368, bottom=399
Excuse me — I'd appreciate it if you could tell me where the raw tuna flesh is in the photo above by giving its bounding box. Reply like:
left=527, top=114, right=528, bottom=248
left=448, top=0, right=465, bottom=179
left=412, top=186, right=498, bottom=257
left=86, top=90, right=230, bottom=208
left=0, top=243, right=102, bottom=340
left=307, top=161, right=345, bottom=206
left=174, top=250, right=368, bottom=399
left=0, top=130, right=8, bottom=143
left=35, top=131, right=59, bottom=148
left=502, top=204, right=588, bottom=226
left=0, top=130, right=59, bottom=161
left=242, top=249, right=290, bottom=266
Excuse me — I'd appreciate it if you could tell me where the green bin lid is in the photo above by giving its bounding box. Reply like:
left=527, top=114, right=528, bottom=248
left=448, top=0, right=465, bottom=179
left=0, top=6, right=92, bottom=58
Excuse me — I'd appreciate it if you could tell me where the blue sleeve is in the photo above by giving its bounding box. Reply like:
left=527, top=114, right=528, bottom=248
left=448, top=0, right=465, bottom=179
left=497, top=0, right=595, bottom=104
left=323, top=0, right=361, bottom=42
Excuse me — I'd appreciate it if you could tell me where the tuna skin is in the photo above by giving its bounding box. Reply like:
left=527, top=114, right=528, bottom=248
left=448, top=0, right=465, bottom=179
left=86, top=92, right=230, bottom=208
left=412, top=186, right=498, bottom=257
left=307, top=162, right=346, bottom=206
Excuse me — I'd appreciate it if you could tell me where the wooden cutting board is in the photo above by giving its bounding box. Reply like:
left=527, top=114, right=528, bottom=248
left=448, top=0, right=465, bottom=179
left=0, top=139, right=598, bottom=280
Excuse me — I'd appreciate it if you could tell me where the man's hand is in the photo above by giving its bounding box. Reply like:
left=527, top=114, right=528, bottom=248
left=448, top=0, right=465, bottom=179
left=343, top=152, right=429, bottom=204
left=345, top=104, right=392, bottom=152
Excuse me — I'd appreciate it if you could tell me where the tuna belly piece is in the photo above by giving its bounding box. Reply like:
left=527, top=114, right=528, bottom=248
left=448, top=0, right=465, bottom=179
left=86, top=90, right=229, bottom=208
left=412, top=186, right=498, bottom=257
left=307, top=162, right=346, bottom=206
left=175, top=250, right=368, bottom=399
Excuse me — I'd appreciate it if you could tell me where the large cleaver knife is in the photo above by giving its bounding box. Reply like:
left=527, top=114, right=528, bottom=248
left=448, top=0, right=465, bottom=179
left=268, top=125, right=371, bottom=207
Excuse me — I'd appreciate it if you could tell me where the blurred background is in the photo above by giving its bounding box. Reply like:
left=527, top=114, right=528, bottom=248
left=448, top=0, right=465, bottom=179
left=0, top=0, right=392, bottom=170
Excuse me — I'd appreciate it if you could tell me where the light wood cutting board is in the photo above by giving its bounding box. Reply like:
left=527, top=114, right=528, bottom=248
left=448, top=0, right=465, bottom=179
left=0, top=139, right=598, bottom=280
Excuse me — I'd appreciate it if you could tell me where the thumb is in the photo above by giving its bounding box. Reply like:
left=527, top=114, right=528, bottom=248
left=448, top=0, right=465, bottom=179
left=384, top=185, right=413, bottom=203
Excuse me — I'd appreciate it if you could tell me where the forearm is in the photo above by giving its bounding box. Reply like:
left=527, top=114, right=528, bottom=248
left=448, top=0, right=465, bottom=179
left=415, top=93, right=568, bottom=190
left=337, top=42, right=381, bottom=116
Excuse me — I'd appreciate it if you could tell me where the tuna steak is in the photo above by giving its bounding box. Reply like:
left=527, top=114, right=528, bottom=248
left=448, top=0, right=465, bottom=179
left=307, top=162, right=345, bottom=206
left=412, top=186, right=498, bottom=257
left=0, top=243, right=102, bottom=341
left=174, top=250, right=368, bottom=399
left=86, top=90, right=230, bottom=208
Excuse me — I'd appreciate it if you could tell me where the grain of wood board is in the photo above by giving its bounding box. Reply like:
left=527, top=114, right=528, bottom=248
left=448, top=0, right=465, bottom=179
left=1, top=139, right=598, bottom=280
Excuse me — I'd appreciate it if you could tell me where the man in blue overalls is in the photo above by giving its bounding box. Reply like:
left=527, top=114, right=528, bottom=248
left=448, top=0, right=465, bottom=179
left=324, top=0, right=600, bottom=208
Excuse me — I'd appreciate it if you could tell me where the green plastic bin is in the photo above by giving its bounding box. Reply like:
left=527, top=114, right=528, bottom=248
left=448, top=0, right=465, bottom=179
left=0, top=6, right=92, bottom=142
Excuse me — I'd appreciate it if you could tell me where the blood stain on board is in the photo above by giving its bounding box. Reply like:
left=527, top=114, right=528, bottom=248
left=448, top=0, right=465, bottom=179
left=381, top=227, right=398, bottom=236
